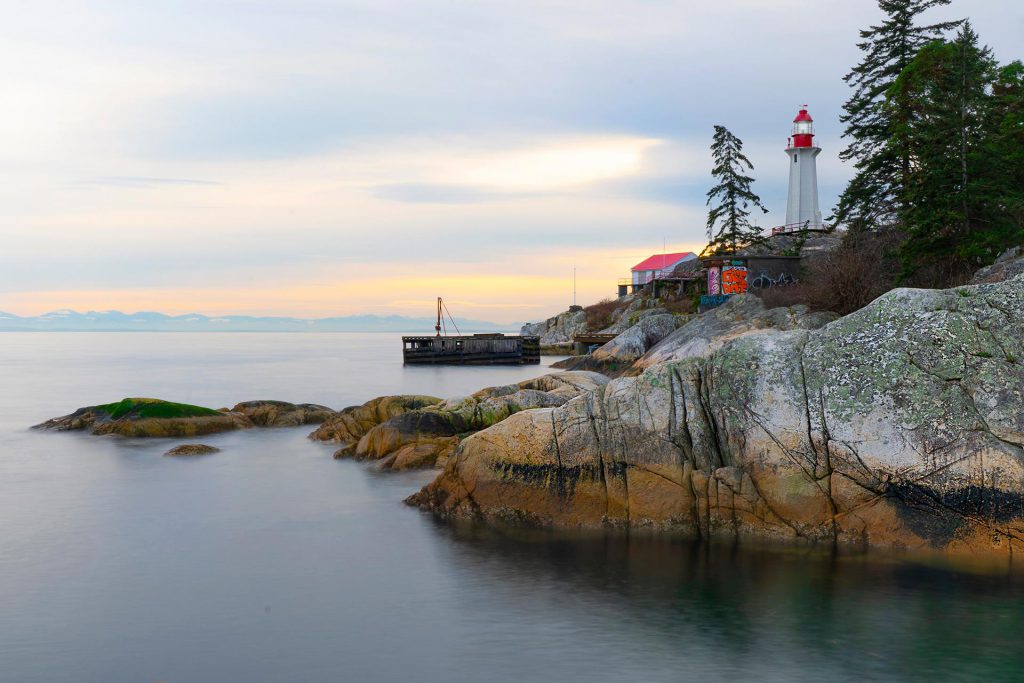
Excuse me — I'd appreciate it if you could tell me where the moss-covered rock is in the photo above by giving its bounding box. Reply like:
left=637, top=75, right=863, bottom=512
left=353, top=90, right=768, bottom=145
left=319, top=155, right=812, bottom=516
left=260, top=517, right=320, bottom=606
left=35, top=397, right=337, bottom=438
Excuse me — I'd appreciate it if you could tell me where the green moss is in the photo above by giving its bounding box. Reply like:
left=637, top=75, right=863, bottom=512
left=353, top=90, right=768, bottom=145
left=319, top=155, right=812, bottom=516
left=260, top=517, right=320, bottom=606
left=96, top=398, right=221, bottom=420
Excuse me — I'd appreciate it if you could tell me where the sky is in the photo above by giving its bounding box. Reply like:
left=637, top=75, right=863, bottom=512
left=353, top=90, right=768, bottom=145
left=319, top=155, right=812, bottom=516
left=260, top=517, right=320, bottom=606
left=2, top=0, right=1022, bottom=324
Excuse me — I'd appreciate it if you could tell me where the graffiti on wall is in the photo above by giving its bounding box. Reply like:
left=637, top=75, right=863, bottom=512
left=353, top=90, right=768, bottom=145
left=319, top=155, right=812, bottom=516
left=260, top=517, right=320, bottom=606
left=707, top=267, right=721, bottom=295
left=721, top=266, right=748, bottom=294
left=749, top=271, right=797, bottom=289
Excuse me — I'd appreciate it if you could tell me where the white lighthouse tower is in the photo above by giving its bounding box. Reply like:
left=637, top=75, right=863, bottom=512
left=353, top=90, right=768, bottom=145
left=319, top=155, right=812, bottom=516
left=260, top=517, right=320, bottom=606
left=784, top=106, right=823, bottom=230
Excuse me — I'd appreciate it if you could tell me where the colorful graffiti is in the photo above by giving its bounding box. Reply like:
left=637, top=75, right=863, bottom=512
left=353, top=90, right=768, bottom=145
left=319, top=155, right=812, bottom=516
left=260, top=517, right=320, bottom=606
left=721, top=266, right=748, bottom=294
left=707, top=266, right=721, bottom=295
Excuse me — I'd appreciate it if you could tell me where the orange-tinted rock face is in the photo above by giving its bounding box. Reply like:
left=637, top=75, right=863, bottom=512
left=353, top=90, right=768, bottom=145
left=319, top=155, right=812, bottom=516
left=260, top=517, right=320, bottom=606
left=411, top=276, right=1024, bottom=557
left=328, top=372, right=611, bottom=471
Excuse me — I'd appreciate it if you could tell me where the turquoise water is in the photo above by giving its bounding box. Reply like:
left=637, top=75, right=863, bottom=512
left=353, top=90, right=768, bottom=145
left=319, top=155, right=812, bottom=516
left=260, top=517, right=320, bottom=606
left=1, top=332, right=1022, bottom=682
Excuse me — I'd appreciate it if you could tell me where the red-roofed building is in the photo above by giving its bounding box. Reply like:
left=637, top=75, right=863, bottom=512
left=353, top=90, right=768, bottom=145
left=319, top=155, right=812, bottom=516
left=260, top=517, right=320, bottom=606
left=630, top=252, right=696, bottom=286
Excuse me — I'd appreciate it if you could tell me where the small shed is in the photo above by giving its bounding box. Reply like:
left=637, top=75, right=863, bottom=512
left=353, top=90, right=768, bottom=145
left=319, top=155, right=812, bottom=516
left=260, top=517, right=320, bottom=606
left=631, top=252, right=697, bottom=285
left=699, top=254, right=802, bottom=311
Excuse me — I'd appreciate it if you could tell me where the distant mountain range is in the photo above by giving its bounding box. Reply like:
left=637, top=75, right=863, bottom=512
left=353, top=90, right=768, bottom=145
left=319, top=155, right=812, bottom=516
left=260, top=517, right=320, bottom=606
left=0, top=309, right=518, bottom=333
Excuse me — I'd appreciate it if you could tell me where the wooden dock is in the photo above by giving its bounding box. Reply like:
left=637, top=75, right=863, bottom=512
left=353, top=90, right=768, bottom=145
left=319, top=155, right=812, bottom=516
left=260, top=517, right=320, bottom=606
left=572, top=333, right=617, bottom=355
left=402, top=334, right=541, bottom=365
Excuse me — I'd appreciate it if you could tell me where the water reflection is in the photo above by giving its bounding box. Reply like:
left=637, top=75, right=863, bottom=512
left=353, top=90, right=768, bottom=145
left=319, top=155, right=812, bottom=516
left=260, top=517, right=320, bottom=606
left=434, top=522, right=1024, bottom=682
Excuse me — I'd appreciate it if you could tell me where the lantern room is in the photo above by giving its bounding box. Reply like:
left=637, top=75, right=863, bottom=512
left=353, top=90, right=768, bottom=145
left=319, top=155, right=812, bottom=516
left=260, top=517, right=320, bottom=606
left=791, top=107, right=814, bottom=148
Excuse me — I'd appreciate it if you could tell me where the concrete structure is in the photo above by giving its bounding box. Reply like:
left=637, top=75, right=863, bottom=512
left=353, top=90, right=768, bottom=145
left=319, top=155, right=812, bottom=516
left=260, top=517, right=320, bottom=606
left=699, top=254, right=803, bottom=311
left=784, top=107, right=823, bottom=230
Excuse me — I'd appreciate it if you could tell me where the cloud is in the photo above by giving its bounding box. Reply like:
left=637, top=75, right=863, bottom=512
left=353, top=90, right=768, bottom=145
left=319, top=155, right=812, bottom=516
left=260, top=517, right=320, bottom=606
left=1, top=0, right=1021, bottom=320
left=370, top=184, right=510, bottom=204
left=76, top=176, right=223, bottom=188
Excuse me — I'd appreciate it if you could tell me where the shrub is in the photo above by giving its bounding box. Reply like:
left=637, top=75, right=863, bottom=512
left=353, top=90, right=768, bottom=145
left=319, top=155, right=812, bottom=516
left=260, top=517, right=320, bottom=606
left=756, top=231, right=902, bottom=316
left=584, top=298, right=621, bottom=330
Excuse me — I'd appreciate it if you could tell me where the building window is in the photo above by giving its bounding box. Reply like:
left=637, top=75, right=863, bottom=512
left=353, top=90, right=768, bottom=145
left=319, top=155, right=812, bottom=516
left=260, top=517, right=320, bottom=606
left=794, top=155, right=797, bottom=163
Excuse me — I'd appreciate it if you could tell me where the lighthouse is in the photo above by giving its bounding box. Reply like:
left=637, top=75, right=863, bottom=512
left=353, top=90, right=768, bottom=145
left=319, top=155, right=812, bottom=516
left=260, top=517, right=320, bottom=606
left=784, top=106, right=823, bottom=230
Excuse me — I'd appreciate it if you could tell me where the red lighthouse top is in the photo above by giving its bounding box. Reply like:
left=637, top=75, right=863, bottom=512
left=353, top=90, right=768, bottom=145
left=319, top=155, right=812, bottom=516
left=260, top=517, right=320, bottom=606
left=791, top=106, right=814, bottom=148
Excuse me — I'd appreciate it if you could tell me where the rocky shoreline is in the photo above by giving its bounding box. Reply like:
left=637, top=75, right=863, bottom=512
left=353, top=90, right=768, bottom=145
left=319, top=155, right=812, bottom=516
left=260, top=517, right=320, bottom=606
left=33, top=267, right=1024, bottom=558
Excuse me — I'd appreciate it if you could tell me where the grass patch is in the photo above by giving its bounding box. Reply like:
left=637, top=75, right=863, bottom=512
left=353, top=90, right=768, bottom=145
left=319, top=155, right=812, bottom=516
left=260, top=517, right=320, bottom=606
left=96, top=398, right=222, bottom=420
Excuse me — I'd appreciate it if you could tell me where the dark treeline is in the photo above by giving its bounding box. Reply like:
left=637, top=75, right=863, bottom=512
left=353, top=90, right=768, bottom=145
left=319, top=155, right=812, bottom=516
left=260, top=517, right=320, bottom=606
left=836, top=0, right=1024, bottom=287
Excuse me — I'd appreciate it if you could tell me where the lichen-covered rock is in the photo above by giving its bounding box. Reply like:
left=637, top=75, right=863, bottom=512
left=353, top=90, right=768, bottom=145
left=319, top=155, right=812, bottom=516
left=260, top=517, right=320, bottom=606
left=633, top=294, right=836, bottom=370
left=231, top=400, right=336, bottom=427
left=411, top=275, right=1024, bottom=557
left=308, top=395, right=442, bottom=452
left=346, top=372, right=610, bottom=471
left=165, top=444, right=221, bottom=457
left=520, top=308, right=588, bottom=349
left=552, top=312, right=686, bottom=376
left=592, top=313, right=681, bottom=363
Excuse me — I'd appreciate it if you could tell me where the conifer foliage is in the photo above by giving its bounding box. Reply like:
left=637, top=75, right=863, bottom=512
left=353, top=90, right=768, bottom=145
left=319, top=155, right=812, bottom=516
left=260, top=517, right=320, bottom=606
left=834, top=0, right=961, bottom=232
left=835, top=0, right=1024, bottom=286
left=704, top=125, right=767, bottom=255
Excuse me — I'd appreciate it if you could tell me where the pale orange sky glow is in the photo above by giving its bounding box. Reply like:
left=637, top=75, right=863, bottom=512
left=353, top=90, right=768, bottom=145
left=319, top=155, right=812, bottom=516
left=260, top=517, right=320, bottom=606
left=3, top=1, right=1017, bottom=325
left=4, top=244, right=707, bottom=323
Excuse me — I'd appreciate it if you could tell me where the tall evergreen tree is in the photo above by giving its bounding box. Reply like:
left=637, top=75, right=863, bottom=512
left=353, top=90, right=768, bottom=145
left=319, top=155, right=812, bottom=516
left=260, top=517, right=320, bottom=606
left=888, top=22, right=999, bottom=282
left=834, top=0, right=961, bottom=232
left=704, top=125, right=767, bottom=255
left=987, top=60, right=1024, bottom=237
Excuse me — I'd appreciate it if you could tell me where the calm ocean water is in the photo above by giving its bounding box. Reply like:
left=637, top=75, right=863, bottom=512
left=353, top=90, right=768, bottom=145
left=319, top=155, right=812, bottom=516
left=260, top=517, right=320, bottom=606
left=1, top=332, right=1023, bottom=682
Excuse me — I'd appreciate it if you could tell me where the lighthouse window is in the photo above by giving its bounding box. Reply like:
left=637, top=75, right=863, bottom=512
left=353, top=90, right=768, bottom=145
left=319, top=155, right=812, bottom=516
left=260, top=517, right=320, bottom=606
left=793, top=155, right=797, bottom=163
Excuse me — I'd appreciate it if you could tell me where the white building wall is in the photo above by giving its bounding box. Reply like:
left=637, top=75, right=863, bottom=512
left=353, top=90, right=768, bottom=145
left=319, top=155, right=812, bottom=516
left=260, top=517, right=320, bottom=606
left=785, top=145, right=823, bottom=229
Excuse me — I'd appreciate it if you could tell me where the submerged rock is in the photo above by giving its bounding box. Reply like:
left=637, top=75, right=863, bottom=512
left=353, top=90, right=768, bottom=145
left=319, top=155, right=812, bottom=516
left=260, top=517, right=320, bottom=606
left=165, top=444, right=221, bottom=457
left=410, top=275, right=1024, bottom=557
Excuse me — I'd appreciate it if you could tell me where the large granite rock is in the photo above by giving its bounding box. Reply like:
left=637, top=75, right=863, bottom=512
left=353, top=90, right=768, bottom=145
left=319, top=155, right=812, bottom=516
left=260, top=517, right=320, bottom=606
left=411, top=275, right=1024, bottom=556
left=633, top=294, right=836, bottom=371
left=339, top=372, right=610, bottom=471
left=552, top=312, right=686, bottom=376
left=230, top=400, right=336, bottom=427
left=309, top=395, right=443, bottom=452
left=971, top=246, right=1024, bottom=284
left=521, top=308, right=588, bottom=348
left=592, top=313, right=681, bottom=364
